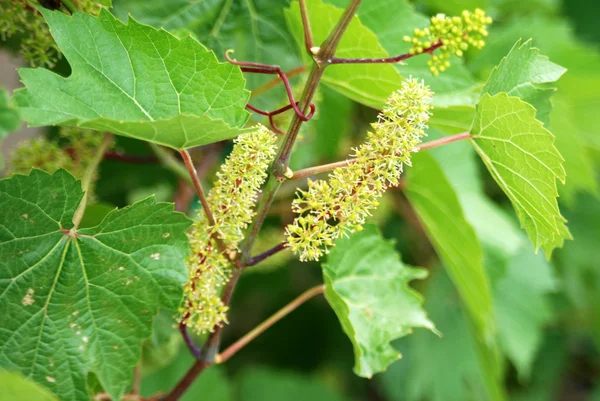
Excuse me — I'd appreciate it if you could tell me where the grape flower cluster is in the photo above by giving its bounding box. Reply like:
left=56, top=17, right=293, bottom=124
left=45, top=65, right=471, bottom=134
left=286, top=78, right=433, bottom=262
left=180, top=126, right=278, bottom=334
left=403, top=9, right=493, bottom=76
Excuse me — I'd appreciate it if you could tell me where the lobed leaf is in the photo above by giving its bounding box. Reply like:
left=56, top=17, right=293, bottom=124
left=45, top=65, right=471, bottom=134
left=14, top=9, right=252, bottom=150
left=322, top=224, right=435, bottom=378
left=470, top=93, right=570, bottom=257
left=0, top=169, right=192, bottom=401
left=111, top=0, right=302, bottom=111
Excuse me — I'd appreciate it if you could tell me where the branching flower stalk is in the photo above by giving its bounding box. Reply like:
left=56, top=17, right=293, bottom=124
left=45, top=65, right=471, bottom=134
left=286, top=78, right=433, bottom=261
left=180, top=126, right=278, bottom=335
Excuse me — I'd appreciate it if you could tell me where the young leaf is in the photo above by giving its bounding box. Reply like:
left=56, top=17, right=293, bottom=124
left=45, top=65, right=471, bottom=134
left=0, top=169, right=191, bottom=401
left=13, top=9, right=252, bottom=150
left=322, top=224, right=435, bottom=378
left=0, top=370, right=59, bottom=401
left=483, top=39, right=566, bottom=125
left=404, top=151, right=494, bottom=342
left=285, top=0, right=402, bottom=109
left=470, top=17, right=600, bottom=201
left=470, top=93, right=570, bottom=257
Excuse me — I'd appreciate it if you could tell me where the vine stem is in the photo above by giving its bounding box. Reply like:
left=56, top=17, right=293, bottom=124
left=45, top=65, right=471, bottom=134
left=250, top=66, right=308, bottom=98
left=246, top=242, right=287, bottom=267
left=215, top=285, right=325, bottom=364
left=179, top=149, right=216, bottom=227
left=240, top=0, right=363, bottom=265
left=60, top=0, right=77, bottom=13
left=290, top=132, right=472, bottom=180
left=165, top=3, right=362, bottom=400
left=328, top=41, right=443, bottom=64
left=72, top=133, right=113, bottom=229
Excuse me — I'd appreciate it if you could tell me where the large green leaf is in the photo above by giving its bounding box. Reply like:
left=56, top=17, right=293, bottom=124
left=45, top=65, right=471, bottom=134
left=0, top=169, right=191, bottom=401
left=470, top=93, right=569, bottom=256
left=322, top=224, right=435, bottom=378
left=111, top=0, right=302, bottom=110
left=13, top=9, right=252, bottom=150
left=238, top=367, right=351, bottom=401
left=404, top=151, right=494, bottom=341
left=285, top=0, right=402, bottom=109
left=482, top=39, right=566, bottom=125
left=0, top=370, right=59, bottom=401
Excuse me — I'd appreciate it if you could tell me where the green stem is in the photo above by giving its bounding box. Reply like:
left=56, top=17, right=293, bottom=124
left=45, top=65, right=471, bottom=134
left=216, top=285, right=325, bottom=364
left=149, top=143, right=193, bottom=185
left=72, top=133, right=113, bottom=229
left=60, top=0, right=77, bottom=13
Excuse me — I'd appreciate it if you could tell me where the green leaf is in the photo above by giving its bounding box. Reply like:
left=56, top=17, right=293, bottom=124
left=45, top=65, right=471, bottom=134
left=322, top=224, right=435, bottom=378
left=111, top=0, right=302, bottom=110
left=14, top=9, right=252, bottom=150
left=380, top=269, right=503, bottom=401
left=285, top=0, right=402, bottom=109
left=470, top=93, right=570, bottom=256
left=0, top=90, right=20, bottom=139
left=425, top=121, right=558, bottom=379
left=238, top=367, right=351, bottom=401
left=493, top=245, right=557, bottom=380
left=469, top=17, right=600, bottom=199
left=0, top=370, right=59, bottom=401
left=404, top=151, right=494, bottom=341
left=0, top=169, right=192, bottom=401
left=482, top=39, right=566, bottom=125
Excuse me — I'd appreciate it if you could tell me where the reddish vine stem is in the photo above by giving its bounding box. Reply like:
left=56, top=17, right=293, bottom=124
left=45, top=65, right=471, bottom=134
left=246, top=102, right=316, bottom=135
left=179, top=321, right=202, bottom=359
left=246, top=242, right=287, bottom=267
left=167, top=2, right=360, bottom=400
left=250, top=66, right=308, bottom=98
left=226, top=50, right=316, bottom=124
left=180, top=150, right=216, bottom=227
left=328, top=41, right=443, bottom=64
left=215, top=285, right=325, bottom=364
left=290, top=132, right=472, bottom=180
